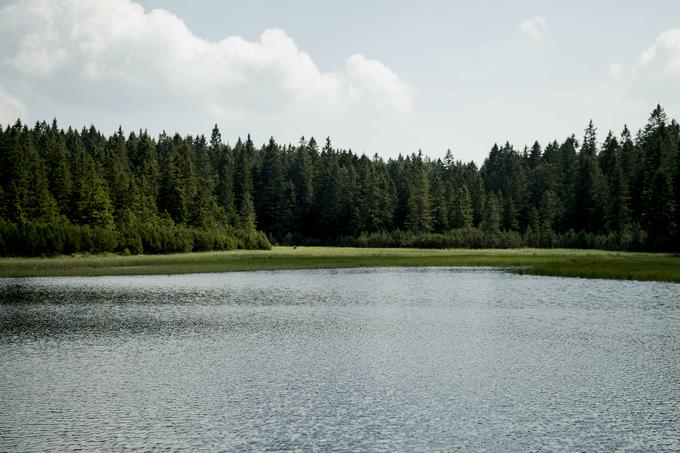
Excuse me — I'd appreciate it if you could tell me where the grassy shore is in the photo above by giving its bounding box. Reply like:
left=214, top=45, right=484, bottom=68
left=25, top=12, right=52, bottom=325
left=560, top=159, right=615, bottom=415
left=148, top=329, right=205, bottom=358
left=0, top=247, right=678, bottom=282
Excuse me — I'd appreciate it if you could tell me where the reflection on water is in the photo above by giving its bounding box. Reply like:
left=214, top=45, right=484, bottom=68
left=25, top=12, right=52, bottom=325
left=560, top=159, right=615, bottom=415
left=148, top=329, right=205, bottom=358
left=1, top=268, right=679, bottom=451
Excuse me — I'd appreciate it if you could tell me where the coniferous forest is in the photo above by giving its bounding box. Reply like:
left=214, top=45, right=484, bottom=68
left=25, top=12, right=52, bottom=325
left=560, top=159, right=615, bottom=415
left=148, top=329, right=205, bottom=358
left=0, top=105, right=678, bottom=256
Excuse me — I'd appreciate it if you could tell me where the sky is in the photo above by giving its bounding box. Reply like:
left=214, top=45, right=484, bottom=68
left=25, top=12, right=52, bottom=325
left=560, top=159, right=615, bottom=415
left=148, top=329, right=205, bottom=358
left=0, top=0, right=679, bottom=163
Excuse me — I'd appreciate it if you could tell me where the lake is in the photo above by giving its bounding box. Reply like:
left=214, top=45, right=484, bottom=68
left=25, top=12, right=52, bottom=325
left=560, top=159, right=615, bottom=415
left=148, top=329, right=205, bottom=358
left=1, top=267, right=679, bottom=451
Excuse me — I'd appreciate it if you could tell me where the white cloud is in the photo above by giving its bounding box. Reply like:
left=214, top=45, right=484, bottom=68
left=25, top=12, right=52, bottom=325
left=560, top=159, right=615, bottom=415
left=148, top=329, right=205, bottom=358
left=0, top=0, right=413, bottom=122
left=629, top=29, right=680, bottom=110
left=632, top=29, right=680, bottom=81
left=608, top=62, right=624, bottom=80
left=518, top=16, right=547, bottom=43
left=0, top=85, right=26, bottom=125
left=345, top=54, right=412, bottom=114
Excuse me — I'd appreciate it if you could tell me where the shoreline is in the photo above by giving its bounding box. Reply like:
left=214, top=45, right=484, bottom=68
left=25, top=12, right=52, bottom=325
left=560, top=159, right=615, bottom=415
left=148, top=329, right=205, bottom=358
left=0, top=247, right=678, bottom=283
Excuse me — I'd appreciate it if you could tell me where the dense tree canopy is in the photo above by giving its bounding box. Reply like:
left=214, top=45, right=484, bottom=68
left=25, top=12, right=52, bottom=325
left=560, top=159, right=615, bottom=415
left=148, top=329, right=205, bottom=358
left=1, top=105, right=678, bottom=255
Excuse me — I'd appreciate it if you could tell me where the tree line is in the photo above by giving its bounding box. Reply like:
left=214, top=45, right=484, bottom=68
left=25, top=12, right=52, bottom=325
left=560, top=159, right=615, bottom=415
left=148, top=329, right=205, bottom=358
left=0, top=105, right=678, bottom=256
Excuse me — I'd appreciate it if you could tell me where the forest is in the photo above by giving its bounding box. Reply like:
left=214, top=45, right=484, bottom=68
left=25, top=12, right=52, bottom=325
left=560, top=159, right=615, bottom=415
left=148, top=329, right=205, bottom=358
left=0, top=105, right=678, bottom=256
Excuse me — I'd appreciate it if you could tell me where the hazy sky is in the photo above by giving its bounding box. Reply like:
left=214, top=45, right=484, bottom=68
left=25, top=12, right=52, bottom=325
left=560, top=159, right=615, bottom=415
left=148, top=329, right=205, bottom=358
left=1, top=0, right=679, bottom=162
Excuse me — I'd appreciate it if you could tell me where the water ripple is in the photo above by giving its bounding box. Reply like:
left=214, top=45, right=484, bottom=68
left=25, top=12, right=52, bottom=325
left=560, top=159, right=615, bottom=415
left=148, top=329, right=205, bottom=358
left=1, top=268, right=679, bottom=451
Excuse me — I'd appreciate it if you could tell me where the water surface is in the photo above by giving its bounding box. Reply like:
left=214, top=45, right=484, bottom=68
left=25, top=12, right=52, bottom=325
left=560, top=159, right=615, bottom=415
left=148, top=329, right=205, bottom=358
left=1, top=268, right=679, bottom=451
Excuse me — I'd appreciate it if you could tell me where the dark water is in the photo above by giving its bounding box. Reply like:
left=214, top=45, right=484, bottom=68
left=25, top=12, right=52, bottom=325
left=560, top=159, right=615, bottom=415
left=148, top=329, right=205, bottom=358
left=1, top=268, right=679, bottom=451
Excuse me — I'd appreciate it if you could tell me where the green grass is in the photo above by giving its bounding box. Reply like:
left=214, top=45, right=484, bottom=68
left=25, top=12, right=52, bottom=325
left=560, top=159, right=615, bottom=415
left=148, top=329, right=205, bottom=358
left=0, top=247, right=678, bottom=283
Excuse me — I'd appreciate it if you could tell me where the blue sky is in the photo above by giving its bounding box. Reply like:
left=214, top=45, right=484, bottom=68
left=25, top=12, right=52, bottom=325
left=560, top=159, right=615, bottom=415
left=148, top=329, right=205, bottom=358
left=1, top=0, right=679, bottom=162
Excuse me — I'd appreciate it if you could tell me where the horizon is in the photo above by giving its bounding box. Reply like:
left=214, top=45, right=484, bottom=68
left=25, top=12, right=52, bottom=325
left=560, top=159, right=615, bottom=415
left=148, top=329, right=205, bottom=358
left=2, top=101, right=673, bottom=166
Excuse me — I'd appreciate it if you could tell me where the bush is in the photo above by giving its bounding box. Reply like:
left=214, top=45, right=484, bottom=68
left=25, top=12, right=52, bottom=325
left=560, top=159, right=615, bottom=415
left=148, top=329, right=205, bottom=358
left=0, top=219, right=272, bottom=256
left=236, top=229, right=272, bottom=250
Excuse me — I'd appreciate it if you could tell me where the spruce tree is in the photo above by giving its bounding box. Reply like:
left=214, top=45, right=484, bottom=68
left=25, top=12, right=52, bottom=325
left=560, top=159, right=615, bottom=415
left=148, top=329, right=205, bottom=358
left=571, top=123, right=609, bottom=232
left=451, top=185, right=473, bottom=228
left=256, top=137, right=286, bottom=238
left=639, top=106, right=676, bottom=244
left=210, top=127, right=237, bottom=226
left=234, top=135, right=256, bottom=230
